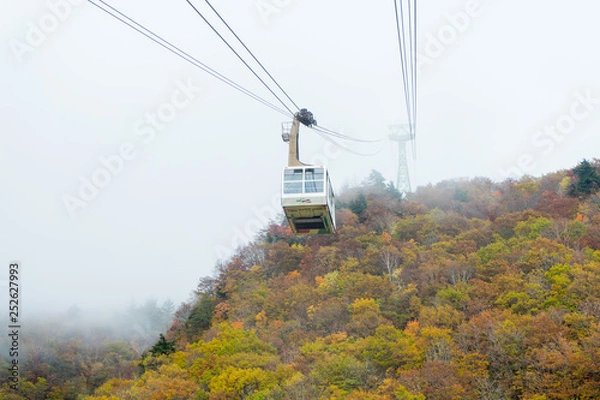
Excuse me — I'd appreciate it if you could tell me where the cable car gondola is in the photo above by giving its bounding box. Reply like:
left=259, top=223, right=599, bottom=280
left=281, top=110, right=336, bottom=234
left=282, top=166, right=336, bottom=234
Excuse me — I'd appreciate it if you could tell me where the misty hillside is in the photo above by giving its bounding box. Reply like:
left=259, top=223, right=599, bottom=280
left=4, top=161, right=600, bottom=399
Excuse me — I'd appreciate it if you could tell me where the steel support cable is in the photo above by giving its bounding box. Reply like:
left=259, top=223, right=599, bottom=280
left=394, top=0, right=412, bottom=130
left=87, top=1, right=381, bottom=160
left=407, top=0, right=417, bottom=145
left=412, top=0, right=419, bottom=155
left=195, top=0, right=368, bottom=147
left=399, top=0, right=416, bottom=133
left=403, top=0, right=417, bottom=155
left=314, top=129, right=377, bottom=143
left=184, top=0, right=295, bottom=115
left=407, top=0, right=416, bottom=139
left=410, top=0, right=417, bottom=140
left=201, top=0, right=301, bottom=111
left=313, top=130, right=383, bottom=157
left=394, top=0, right=418, bottom=156
left=397, top=1, right=418, bottom=129
left=88, top=0, right=292, bottom=118
left=311, top=125, right=383, bottom=143
left=402, top=0, right=413, bottom=131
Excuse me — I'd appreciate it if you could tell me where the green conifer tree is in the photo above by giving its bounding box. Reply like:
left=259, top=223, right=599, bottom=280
left=568, top=159, right=600, bottom=198
left=150, top=334, right=176, bottom=356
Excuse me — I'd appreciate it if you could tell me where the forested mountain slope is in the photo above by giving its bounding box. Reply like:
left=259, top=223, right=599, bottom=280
left=6, top=161, right=600, bottom=400
left=90, top=161, right=600, bottom=399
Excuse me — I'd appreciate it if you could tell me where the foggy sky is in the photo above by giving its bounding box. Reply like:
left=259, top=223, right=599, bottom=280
left=1, top=0, right=599, bottom=313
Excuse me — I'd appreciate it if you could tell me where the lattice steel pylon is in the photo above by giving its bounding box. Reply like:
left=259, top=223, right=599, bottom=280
left=389, top=124, right=413, bottom=195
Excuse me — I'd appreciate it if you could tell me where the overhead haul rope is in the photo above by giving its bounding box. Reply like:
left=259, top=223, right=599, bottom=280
left=198, top=0, right=301, bottom=111
left=311, top=125, right=382, bottom=144
left=88, top=0, right=380, bottom=150
left=393, top=0, right=418, bottom=152
left=184, top=0, right=296, bottom=115
left=87, top=0, right=293, bottom=118
left=184, top=0, right=383, bottom=148
left=313, top=130, right=383, bottom=157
